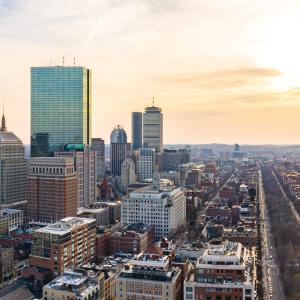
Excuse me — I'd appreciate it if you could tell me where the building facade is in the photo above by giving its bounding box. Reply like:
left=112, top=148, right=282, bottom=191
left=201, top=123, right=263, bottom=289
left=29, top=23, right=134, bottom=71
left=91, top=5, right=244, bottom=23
left=55, top=144, right=96, bottom=207
left=30, top=217, right=96, bottom=277
left=116, top=252, right=182, bottom=300
left=131, top=112, right=143, bottom=151
left=28, top=157, right=78, bottom=223
left=120, top=158, right=136, bottom=192
left=31, top=66, right=92, bottom=157
left=43, top=269, right=100, bottom=300
left=110, top=125, right=130, bottom=177
left=184, top=241, right=255, bottom=300
left=138, top=148, right=156, bottom=180
left=91, top=138, right=105, bottom=182
left=121, top=178, right=186, bottom=240
left=0, top=115, right=27, bottom=206
left=143, top=105, right=163, bottom=152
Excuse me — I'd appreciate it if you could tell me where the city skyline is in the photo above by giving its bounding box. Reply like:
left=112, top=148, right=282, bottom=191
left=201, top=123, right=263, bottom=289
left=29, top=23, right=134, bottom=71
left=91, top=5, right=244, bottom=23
left=1, top=0, right=300, bottom=145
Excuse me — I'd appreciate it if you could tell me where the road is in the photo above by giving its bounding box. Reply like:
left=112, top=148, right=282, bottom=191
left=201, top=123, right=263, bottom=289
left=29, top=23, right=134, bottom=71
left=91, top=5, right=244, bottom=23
left=258, top=170, right=285, bottom=300
left=271, top=170, right=300, bottom=224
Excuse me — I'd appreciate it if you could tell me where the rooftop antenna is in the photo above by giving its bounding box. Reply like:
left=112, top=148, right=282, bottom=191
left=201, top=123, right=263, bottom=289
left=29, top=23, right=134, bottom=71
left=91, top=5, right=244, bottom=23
left=62, top=56, right=65, bottom=66
left=73, top=57, right=76, bottom=66
left=152, top=96, right=155, bottom=107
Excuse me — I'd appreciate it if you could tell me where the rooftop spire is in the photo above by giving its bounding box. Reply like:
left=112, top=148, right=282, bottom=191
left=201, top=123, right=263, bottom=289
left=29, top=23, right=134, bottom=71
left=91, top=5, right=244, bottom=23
left=152, top=96, right=155, bottom=107
left=1, top=98, right=7, bottom=131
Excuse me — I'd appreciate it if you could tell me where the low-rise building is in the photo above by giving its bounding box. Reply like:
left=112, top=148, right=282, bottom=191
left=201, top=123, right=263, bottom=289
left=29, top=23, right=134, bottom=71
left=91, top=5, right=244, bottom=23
left=184, top=241, right=255, bottom=300
left=0, top=246, right=14, bottom=285
left=0, top=208, right=23, bottom=231
left=110, top=223, right=155, bottom=255
left=42, top=269, right=100, bottom=300
left=116, top=252, right=182, bottom=300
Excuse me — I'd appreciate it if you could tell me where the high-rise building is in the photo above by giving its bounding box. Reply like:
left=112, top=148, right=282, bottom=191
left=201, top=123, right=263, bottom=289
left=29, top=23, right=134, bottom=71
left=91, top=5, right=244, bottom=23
left=0, top=114, right=27, bottom=207
left=138, top=148, right=156, bottom=180
left=121, top=175, right=186, bottom=240
left=30, top=217, right=96, bottom=276
left=120, top=158, right=136, bottom=192
left=91, top=138, right=105, bottom=182
left=31, top=66, right=92, bottom=157
left=27, top=157, right=77, bottom=223
left=143, top=104, right=163, bottom=152
left=184, top=241, right=255, bottom=300
left=131, top=112, right=143, bottom=150
left=55, top=144, right=96, bottom=208
left=110, top=125, right=130, bottom=177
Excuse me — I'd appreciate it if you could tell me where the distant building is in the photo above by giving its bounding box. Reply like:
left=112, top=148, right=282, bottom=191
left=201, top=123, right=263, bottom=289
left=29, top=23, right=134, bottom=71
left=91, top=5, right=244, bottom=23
left=30, top=217, right=96, bottom=276
left=120, top=158, right=136, bottom=192
left=184, top=241, right=255, bottom=300
left=91, top=138, right=105, bottom=182
left=138, top=148, right=156, bottom=180
left=42, top=269, right=100, bottom=300
left=121, top=173, right=186, bottom=240
left=116, top=252, right=182, bottom=300
left=143, top=104, right=163, bottom=152
left=28, top=157, right=78, bottom=223
left=55, top=144, right=96, bottom=207
left=160, top=149, right=190, bottom=172
left=131, top=112, right=143, bottom=151
left=110, top=125, right=130, bottom=177
left=0, top=114, right=27, bottom=207
left=31, top=66, right=92, bottom=157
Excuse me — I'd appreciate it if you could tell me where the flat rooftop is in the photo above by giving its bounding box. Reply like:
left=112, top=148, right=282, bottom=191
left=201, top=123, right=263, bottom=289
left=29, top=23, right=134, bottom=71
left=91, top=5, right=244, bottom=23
left=34, top=217, right=95, bottom=235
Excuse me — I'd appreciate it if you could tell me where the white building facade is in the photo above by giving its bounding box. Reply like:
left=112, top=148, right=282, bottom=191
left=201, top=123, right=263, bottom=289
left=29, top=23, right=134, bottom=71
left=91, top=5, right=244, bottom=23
left=121, top=182, right=186, bottom=240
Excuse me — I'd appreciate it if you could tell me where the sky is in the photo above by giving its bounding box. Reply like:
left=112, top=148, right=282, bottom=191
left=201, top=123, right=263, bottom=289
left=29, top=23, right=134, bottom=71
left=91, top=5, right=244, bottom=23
left=1, top=0, right=300, bottom=145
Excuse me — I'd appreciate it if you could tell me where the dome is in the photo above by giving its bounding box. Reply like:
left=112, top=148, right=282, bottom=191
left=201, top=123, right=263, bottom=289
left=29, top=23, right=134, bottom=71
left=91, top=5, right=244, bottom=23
left=110, top=125, right=127, bottom=143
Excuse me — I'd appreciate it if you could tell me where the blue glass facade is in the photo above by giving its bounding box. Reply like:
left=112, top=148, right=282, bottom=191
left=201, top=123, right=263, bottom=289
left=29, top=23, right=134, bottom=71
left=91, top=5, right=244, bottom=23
left=131, top=112, right=143, bottom=150
left=31, top=66, right=91, bottom=156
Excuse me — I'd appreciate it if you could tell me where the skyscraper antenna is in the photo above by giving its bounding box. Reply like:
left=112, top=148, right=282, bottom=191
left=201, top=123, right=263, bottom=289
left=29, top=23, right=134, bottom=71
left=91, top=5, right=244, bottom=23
left=73, top=57, right=76, bottom=65
left=2, top=96, right=4, bottom=115
left=152, top=96, right=154, bottom=107
left=62, top=56, right=65, bottom=66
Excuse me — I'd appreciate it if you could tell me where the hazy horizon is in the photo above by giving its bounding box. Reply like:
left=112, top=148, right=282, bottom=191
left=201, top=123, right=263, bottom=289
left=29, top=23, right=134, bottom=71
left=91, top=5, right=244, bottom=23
left=1, top=0, right=300, bottom=145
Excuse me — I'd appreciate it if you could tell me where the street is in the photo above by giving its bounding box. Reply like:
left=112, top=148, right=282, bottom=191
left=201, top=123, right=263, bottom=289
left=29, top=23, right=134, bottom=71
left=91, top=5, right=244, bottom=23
left=258, top=170, right=285, bottom=300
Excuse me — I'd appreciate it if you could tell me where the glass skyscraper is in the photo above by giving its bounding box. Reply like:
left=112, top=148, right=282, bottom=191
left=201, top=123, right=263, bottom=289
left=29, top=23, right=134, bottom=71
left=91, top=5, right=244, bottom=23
left=131, top=112, right=143, bottom=150
left=31, top=66, right=91, bottom=157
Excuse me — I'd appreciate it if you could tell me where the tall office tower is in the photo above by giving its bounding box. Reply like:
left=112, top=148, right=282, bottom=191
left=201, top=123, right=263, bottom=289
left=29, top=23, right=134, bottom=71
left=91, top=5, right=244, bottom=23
left=143, top=103, right=163, bottom=152
left=110, top=125, right=130, bottom=177
left=31, top=66, right=92, bottom=157
left=131, top=112, right=143, bottom=150
left=138, top=148, right=156, bottom=180
left=28, top=157, right=77, bottom=223
left=91, top=138, right=105, bottom=182
left=55, top=144, right=96, bottom=208
left=0, top=114, right=27, bottom=207
left=30, top=217, right=96, bottom=276
left=121, top=176, right=186, bottom=240
left=120, top=158, right=136, bottom=192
